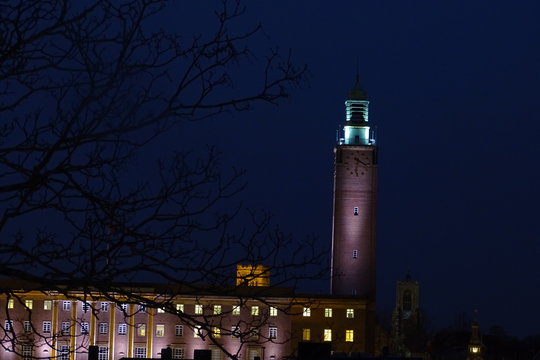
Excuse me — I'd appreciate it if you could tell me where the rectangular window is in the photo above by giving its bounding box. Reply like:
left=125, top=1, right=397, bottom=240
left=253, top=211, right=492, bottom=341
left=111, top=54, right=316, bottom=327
left=22, top=344, right=32, bottom=360
left=118, top=323, right=127, bottom=335
left=345, top=329, right=354, bottom=342
left=135, top=347, right=146, bottom=358
left=353, top=206, right=359, bottom=215
left=62, top=321, right=70, bottom=335
left=213, top=305, right=221, bottom=315
left=251, top=306, right=259, bottom=316
left=194, top=325, right=202, bottom=338
left=213, top=327, right=221, bottom=338
left=98, top=347, right=108, bottom=360
left=303, top=307, right=311, bottom=317
left=81, top=322, right=89, bottom=334
left=269, top=306, right=278, bottom=317
left=138, top=304, right=146, bottom=313
left=346, top=309, right=355, bottom=318
left=323, top=329, right=332, bottom=341
left=269, top=327, right=277, bottom=339
left=172, top=348, right=185, bottom=359
left=324, top=308, right=333, bottom=317
left=176, top=304, right=184, bottom=313
left=156, top=324, right=165, bottom=337
left=62, top=301, right=71, bottom=311
left=231, top=326, right=240, bottom=338
left=195, top=304, right=203, bottom=315
left=60, top=345, right=69, bottom=360
left=43, top=300, right=52, bottom=310
left=100, top=302, right=109, bottom=312
left=25, top=300, right=33, bottom=309
left=157, top=307, right=165, bottom=313
left=250, top=327, right=258, bottom=339
left=43, top=321, right=51, bottom=333
left=82, top=302, right=90, bottom=312
left=352, top=250, right=358, bottom=259
left=120, top=303, right=128, bottom=311
left=175, top=324, right=183, bottom=336
left=232, top=305, right=241, bottom=315
left=137, top=323, right=146, bottom=336
left=7, top=299, right=14, bottom=309
left=302, top=328, right=311, bottom=341
left=99, top=322, right=108, bottom=334
left=5, top=320, right=13, bottom=331
left=24, top=321, right=32, bottom=333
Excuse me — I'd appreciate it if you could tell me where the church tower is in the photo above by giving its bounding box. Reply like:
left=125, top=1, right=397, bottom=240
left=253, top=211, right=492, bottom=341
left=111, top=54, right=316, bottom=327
left=331, top=76, right=377, bottom=299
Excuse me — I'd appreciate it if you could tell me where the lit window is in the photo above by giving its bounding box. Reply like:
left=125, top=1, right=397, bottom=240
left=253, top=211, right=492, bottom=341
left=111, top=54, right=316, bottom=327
left=43, top=300, right=52, bottom=310
left=194, top=325, right=202, bottom=338
left=323, top=329, right=332, bottom=342
left=172, top=348, right=185, bottom=359
left=251, top=306, right=259, bottom=316
left=43, top=321, right=51, bottom=333
left=7, top=299, right=14, bottom=309
left=62, top=301, right=71, bottom=311
left=98, top=347, right=108, bottom=360
left=269, top=306, right=278, bottom=316
left=213, top=327, right=221, bottom=338
left=176, top=304, right=184, bottom=312
left=269, top=327, right=277, bottom=339
left=324, top=308, right=333, bottom=317
left=175, top=324, right=183, bottom=336
left=100, top=302, right=109, bottom=312
left=231, top=326, right=240, bottom=338
left=195, top=304, right=203, bottom=315
left=346, top=309, right=355, bottom=318
left=353, top=207, right=359, bottom=215
left=213, top=305, right=221, bottom=315
left=232, top=305, right=241, bottom=315
left=135, top=347, right=146, bottom=358
left=24, top=321, right=32, bottom=333
left=25, top=300, right=33, bottom=309
left=60, top=345, right=69, bottom=360
left=22, top=345, right=32, bottom=360
left=352, top=250, right=358, bottom=259
left=157, top=307, right=165, bottom=313
left=156, top=324, right=165, bottom=337
left=137, top=324, right=146, bottom=336
left=118, top=323, right=127, bottom=335
left=302, top=328, right=311, bottom=341
left=345, top=330, right=354, bottom=342
left=99, top=322, right=108, bottom=334
left=82, top=302, right=90, bottom=312
left=5, top=320, right=13, bottom=331
left=81, top=322, right=89, bottom=334
left=303, top=307, right=311, bottom=317
left=62, top=321, right=71, bottom=335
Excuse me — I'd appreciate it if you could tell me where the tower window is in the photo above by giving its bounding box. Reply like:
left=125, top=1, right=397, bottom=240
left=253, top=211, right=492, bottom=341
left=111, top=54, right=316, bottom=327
left=353, top=207, right=359, bottom=216
left=352, top=250, right=358, bottom=259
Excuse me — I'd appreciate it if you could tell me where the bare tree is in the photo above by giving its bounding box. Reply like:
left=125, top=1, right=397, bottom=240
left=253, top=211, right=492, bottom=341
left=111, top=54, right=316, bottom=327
left=0, top=0, right=324, bottom=358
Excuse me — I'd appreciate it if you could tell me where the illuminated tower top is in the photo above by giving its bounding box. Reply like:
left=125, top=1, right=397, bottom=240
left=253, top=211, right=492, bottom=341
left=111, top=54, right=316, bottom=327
left=342, top=76, right=373, bottom=146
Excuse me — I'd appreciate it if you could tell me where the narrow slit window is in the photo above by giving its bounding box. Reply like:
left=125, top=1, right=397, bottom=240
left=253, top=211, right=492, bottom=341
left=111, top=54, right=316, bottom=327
left=352, top=250, right=358, bottom=259
left=353, top=207, right=359, bottom=216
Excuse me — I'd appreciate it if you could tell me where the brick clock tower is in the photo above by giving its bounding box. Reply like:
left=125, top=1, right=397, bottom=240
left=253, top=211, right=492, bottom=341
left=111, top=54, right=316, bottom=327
left=331, top=77, right=377, bottom=300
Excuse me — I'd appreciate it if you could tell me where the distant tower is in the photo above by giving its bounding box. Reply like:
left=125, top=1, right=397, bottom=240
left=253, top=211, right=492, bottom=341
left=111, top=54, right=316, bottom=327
left=467, top=318, right=484, bottom=360
left=391, top=274, right=424, bottom=355
left=331, top=76, right=377, bottom=299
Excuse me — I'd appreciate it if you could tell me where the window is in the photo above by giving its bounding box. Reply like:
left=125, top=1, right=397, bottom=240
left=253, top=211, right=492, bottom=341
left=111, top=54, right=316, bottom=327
left=346, top=309, right=355, bottom=318
left=172, top=348, right=185, bottom=359
left=324, top=308, right=333, bottom=318
left=175, top=324, right=183, bottom=336
left=43, top=321, right=51, bottom=333
left=99, top=322, right=108, bottom=334
left=60, top=345, right=69, bottom=360
left=269, top=327, right=277, bottom=339
left=43, top=300, right=52, bottom=310
left=138, top=304, right=146, bottom=313
left=82, top=302, right=90, bottom=312
left=24, top=321, right=32, bottom=333
left=5, top=320, right=13, bottom=331
left=323, top=329, right=332, bottom=342
left=98, top=347, right=108, bottom=360
left=81, top=322, right=89, bottom=334
left=100, top=302, right=109, bottom=312
left=232, top=305, right=241, bottom=315
left=157, top=307, right=165, bottom=313
left=213, top=305, right=221, bottom=315
left=62, top=301, right=71, bottom=311
left=120, top=303, right=128, bottom=312
left=118, top=323, right=127, bottom=335
left=403, top=290, right=412, bottom=311
left=354, top=207, right=359, bottom=216
left=251, top=306, right=259, bottom=316
left=22, top=344, right=32, bottom=360
left=62, top=321, right=70, bottom=335
left=213, top=327, right=221, bottom=338
left=25, top=300, right=33, bottom=309
left=250, top=327, right=258, bottom=339
left=135, top=347, right=146, bottom=358
left=352, top=249, right=358, bottom=259
left=195, top=304, right=203, bottom=315
left=7, top=299, right=14, bottom=309
left=194, top=325, right=202, bottom=338
left=303, top=307, right=311, bottom=317
left=345, top=330, right=354, bottom=342
left=176, top=304, right=184, bottom=312
left=302, top=328, right=311, bottom=341
left=156, top=324, right=165, bottom=337
left=269, top=306, right=278, bottom=316
left=231, top=326, right=240, bottom=338
left=137, top=324, right=146, bottom=336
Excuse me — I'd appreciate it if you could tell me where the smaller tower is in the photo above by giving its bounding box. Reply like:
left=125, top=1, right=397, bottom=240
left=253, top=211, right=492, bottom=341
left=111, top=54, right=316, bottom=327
left=467, top=318, right=484, bottom=360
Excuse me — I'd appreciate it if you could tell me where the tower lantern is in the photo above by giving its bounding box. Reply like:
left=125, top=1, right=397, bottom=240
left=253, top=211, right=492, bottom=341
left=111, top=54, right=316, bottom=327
left=342, top=76, right=372, bottom=146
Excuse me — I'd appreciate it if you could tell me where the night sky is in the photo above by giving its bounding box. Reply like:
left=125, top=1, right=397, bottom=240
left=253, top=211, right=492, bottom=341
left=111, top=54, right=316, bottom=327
left=167, top=1, right=540, bottom=337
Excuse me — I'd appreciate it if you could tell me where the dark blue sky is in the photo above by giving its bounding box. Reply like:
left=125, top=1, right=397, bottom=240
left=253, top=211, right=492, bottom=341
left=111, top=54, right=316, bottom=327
left=170, top=1, right=540, bottom=337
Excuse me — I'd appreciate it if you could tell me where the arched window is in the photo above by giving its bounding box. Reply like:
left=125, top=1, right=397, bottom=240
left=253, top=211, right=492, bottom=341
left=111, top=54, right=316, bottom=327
left=403, top=290, right=412, bottom=311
